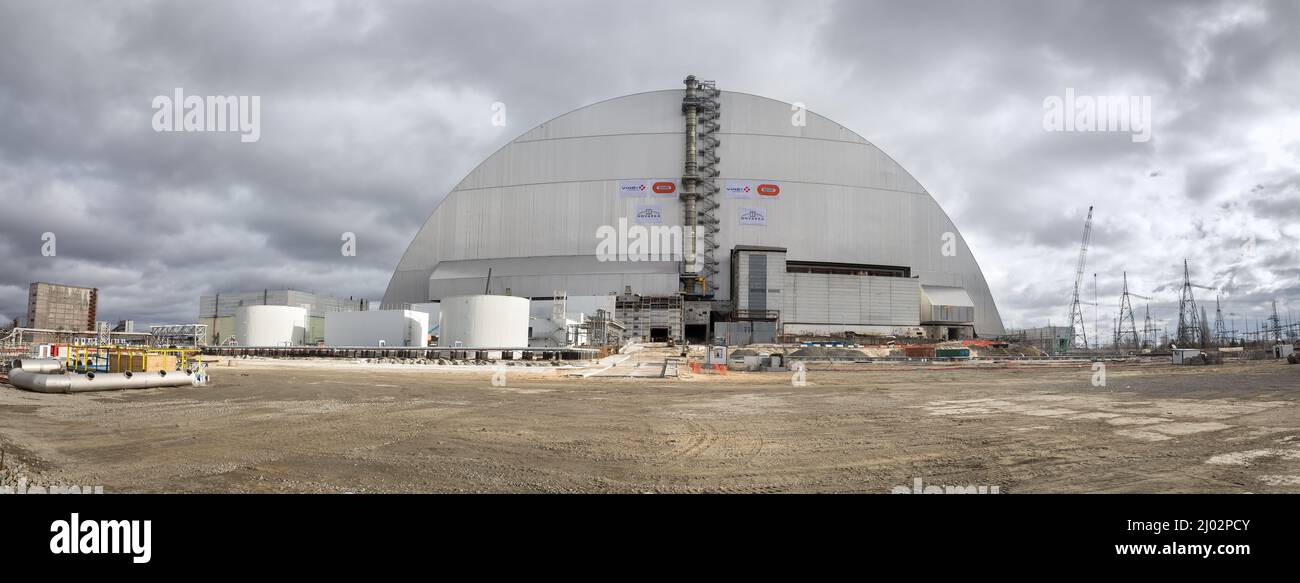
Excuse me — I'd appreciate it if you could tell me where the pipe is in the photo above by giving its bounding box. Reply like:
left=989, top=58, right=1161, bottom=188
left=7, top=369, right=199, bottom=393
left=681, top=75, right=700, bottom=286
left=11, top=358, right=64, bottom=373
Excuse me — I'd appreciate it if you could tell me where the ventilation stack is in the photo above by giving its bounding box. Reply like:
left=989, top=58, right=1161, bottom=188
left=680, top=75, right=721, bottom=297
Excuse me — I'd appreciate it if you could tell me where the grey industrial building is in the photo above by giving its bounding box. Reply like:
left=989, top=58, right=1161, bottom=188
left=383, top=77, right=1004, bottom=343
left=199, top=289, right=369, bottom=345
left=26, top=282, right=97, bottom=332
left=1008, top=325, right=1074, bottom=355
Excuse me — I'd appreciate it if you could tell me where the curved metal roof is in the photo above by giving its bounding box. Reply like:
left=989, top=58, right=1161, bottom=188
left=383, top=88, right=1004, bottom=336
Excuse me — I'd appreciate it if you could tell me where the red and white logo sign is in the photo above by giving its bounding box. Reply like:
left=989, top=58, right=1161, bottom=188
left=621, top=179, right=678, bottom=197
left=725, top=180, right=781, bottom=199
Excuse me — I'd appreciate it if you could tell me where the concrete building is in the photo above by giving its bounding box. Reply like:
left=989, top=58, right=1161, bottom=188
left=199, top=289, right=368, bottom=345
left=27, top=282, right=97, bottom=331
left=383, top=77, right=1004, bottom=343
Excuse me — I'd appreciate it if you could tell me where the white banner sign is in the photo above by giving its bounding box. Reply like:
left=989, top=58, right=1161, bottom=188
left=619, top=179, right=678, bottom=198
left=739, top=206, right=767, bottom=226
left=724, top=180, right=754, bottom=199
left=619, top=180, right=648, bottom=197
left=754, top=182, right=781, bottom=198
left=650, top=179, right=677, bottom=198
left=634, top=204, right=664, bottom=225
left=725, top=180, right=781, bottom=199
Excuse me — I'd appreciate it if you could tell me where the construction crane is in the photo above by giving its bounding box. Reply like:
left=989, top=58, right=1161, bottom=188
left=1066, top=206, right=1094, bottom=350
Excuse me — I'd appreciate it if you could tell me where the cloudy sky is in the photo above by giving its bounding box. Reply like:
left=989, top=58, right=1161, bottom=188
left=1, top=0, right=1297, bottom=341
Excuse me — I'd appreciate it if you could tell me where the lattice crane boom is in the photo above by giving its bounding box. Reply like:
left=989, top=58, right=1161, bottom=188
left=1066, top=206, right=1094, bottom=350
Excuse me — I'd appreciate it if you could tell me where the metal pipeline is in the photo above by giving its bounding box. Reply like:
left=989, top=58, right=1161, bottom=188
left=10, top=358, right=64, bottom=373
left=680, top=75, right=700, bottom=286
left=7, top=369, right=199, bottom=393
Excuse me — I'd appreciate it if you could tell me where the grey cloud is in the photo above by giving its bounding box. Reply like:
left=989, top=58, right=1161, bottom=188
left=0, top=0, right=1297, bottom=333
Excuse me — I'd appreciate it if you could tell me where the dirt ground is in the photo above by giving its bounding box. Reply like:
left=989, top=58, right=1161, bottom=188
left=1, top=358, right=1297, bottom=493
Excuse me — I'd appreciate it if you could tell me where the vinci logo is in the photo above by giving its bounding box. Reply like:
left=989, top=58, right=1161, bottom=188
left=652, top=181, right=676, bottom=195
left=756, top=183, right=781, bottom=197
left=730, top=184, right=752, bottom=195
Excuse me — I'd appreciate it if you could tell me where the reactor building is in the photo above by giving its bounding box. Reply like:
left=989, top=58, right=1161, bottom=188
left=383, top=77, right=1004, bottom=344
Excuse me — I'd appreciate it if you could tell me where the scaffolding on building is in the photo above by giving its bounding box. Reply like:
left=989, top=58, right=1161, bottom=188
left=615, top=291, right=683, bottom=343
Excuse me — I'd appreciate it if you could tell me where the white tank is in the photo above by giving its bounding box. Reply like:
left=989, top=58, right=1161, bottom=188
left=438, top=295, right=529, bottom=347
left=234, top=305, right=307, bottom=346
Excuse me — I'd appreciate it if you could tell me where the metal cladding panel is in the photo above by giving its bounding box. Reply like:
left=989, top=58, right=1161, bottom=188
left=721, top=134, right=923, bottom=194
left=428, top=255, right=678, bottom=300
left=733, top=249, right=785, bottom=313
left=385, top=89, right=1004, bottom=336
left=325, top=310, right=429, bottom=347
left=393, top=180, right=684, bottom=270
left=827, top=275, right=860, bottom=324
left=749, top=254, right=767, bottom=310
left=786, top=273, right=830, bottom=323
left=890, top=279, right=922, bottom=324
left=735, top=254, right=751, bottom=309
left=201, top=290, right=363, bottom=319
left=784, top=273, right=919, bottom=327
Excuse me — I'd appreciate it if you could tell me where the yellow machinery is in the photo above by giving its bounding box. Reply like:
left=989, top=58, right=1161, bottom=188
left=61, top=345, right=200, bottom=374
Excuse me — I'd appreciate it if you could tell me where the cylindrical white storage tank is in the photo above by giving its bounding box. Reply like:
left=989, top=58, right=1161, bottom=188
left=234, top=305, right=307, bottom=346
left=438, top=295, right=529, bottom=347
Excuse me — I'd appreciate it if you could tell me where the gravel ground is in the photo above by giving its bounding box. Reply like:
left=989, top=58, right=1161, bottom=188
left=0, top=359, right=1296, bottom=493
